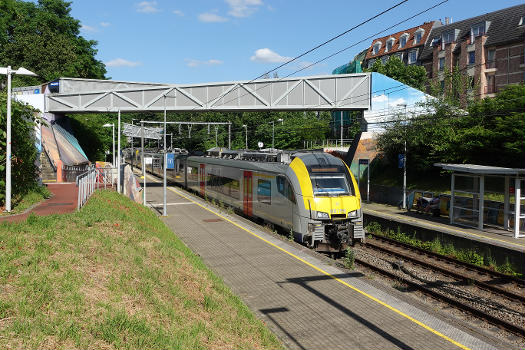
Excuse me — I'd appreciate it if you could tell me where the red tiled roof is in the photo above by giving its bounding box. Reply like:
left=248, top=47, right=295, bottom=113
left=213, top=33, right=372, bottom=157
left=365, top=22, right=436, bottom=60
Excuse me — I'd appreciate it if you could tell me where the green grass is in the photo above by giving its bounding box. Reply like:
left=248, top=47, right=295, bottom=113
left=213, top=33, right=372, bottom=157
left=0, top=185, right=51, bottom=216
left=0, top=190, right=283, bottom=350
left=366, top=222, right=522, bottom=278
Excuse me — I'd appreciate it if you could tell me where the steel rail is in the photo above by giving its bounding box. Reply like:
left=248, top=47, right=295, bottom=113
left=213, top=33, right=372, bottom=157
left=365, top=238, right=525, bottom=303
left=355, top=258, right=525, bottom=337
left=369, top=233, right=525, bottom=285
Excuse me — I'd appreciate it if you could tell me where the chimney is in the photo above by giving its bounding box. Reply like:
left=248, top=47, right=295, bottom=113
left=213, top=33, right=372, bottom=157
left=445, top=17, right=450, bottom=25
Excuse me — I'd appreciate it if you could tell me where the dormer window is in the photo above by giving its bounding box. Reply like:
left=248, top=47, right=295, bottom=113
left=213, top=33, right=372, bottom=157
left=386, top=38, right=395, bottom=52
left=399, top=33, right=408, bottom=48
left=430, top=37, right=440, bottom=47
left=519, top=16, right=524, bottom=26
left=414, top=28, right=424, bottom=44
left=441, top=30, right=455, bottom=50
left=471, top=22, right=486, bottom=42
left=372, top=42, right=382, bottom=55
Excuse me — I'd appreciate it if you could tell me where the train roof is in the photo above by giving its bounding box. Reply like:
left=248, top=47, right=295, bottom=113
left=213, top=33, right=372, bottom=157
left=188, top=156, right=289, bottom=174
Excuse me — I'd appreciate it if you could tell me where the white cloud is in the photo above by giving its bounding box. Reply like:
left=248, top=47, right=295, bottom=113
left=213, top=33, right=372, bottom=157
left=389, top=97, right=407, bottom=107
left=226, top=0, right=263, bottom=18
left=173, top=10, right=184, bottom=16
left=372, top=94, right=388, bottom=103
left=198, top=12, right=228, bottom=22
left=100, top=22, right=111, bottom=27
left=185, top=59, right=224, bottom=68
left=105, top=58, right=142, bottom=68
left=250, top=48, right=291, bottom=63
left=136, top=1, right=160, bottom=13
left=80, top=24, right=96, bottom=32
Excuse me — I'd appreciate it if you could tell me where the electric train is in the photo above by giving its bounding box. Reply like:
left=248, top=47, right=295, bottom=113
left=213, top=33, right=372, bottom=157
left=140, top=149, right=364, bottom=253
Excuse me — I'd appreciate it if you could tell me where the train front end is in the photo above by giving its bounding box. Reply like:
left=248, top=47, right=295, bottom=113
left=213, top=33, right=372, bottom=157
left=288, top=153, right=364, bottom=253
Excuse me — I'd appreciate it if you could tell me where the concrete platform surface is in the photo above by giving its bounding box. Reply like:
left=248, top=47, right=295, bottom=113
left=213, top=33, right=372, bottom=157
left=362, top=202, right=525, bottom=253
left=142, top=175, right=510, bottom=350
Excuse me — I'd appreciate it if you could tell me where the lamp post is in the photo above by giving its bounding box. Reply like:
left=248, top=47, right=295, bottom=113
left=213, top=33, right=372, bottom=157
left=102, top=123, right=115, bottom=166
left=270, top=118, right=283, bottom=150
left=0, top=66, right=37, bottom=212
left=242, top=125, right=248, bottom=149
left=397, top=103, right=408, bottom=209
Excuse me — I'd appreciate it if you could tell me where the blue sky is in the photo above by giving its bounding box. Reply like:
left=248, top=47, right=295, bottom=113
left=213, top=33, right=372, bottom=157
left=72, top=0, right=524, bottom=84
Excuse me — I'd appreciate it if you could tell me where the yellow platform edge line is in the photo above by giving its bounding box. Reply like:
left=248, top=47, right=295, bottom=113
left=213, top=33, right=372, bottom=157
left=164, top=184, right=471, bottom=350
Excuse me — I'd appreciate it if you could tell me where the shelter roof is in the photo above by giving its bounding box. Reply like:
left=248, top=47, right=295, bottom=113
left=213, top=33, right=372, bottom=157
left=435, top=163, right=525, bottom=176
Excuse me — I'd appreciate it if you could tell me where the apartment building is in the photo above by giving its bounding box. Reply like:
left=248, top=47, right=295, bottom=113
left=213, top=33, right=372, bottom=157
left=419, top=4, right=525, bottom=98
left=359, top=4, right=525, bottom=98
left=363, top=21, right=441, bottom=68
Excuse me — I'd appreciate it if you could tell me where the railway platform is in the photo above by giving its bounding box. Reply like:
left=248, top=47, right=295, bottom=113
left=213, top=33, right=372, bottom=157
left=140, top=174, right=512, bottom=350
left=362, top=202, right=525, bottom=274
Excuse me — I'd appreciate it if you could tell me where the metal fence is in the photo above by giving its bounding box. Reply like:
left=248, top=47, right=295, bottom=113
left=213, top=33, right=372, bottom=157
left=76, top=167, right=117, bottom=210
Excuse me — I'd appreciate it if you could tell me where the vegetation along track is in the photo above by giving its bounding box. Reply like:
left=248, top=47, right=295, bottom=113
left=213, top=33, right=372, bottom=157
left=351, top=234, right=525, bottom=337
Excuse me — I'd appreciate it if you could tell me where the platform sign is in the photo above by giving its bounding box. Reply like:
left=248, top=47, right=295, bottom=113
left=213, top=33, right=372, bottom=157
left=144, top=157, right=153, bottom=165
left=398, top=154, right=405, bottom=168
left=166, top=153, right=175, bottom=169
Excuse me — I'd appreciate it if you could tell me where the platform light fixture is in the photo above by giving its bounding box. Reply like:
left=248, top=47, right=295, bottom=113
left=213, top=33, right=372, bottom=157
left=102, top=123, right=115, bottom=166
left=1, top=66, right=37, bottom=212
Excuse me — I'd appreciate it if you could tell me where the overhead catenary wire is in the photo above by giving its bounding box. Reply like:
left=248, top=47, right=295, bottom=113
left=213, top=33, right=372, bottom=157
left=191, top=0, right=409, bottom=111
left=206, top=0, right=450, bottom=110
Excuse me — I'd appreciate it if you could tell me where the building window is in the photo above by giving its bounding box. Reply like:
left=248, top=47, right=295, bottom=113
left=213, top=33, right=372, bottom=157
left=399, top=34, right=408, bottom=48
left=381, top=55, right=389, bottom=64
left=414, top=28, right=424, bottom=45
left=485, top=74, right=495, bottom=94
left=408, top=50, right=417, bottom=64
left=386, top=38, right=394, bottom=52
left=430, top=37, right=440, bottom=47
left=468, top=51, right=475, bottom=65
left=440, top=80, right=445, bottom=92
left=373, top=42, right=381, bottom=55
left=395, top=52, right=403, bottom=61
left=368, top=59, right=375, bottom=68
left=471, top=22, right=485, bottom=42
left=441, top=30, right=454, bottom=49
left=486, top=49, right=496, bottom=68
left=438, top=57, right=445, bottom=71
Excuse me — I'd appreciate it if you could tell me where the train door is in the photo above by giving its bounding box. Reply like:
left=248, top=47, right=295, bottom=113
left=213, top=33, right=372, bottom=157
left=243, top=170, right=253, bottom=216
left=276, top=175, right=294, bottom=229
left=199, top=163, right=205, bottom=196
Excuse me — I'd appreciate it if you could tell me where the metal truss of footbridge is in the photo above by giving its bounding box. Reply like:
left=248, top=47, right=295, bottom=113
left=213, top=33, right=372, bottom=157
left=44, top=73, right=372, bottom=113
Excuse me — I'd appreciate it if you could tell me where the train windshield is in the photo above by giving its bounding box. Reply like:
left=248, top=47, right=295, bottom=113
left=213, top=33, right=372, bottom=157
left=311, top=175, right=350, bottom=196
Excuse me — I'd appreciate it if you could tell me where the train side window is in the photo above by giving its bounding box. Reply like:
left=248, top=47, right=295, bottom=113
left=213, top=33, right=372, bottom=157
left=257, top=179, right=272, bottom=204
left=277, top=176, right=286, bottom=195
left=285, top=180, right=296, bottom=204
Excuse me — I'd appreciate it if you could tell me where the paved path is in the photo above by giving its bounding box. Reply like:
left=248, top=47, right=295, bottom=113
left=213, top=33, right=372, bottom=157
left=143, top=176, right=508, bottom=350
left=0, top=183, right=78, bottom=223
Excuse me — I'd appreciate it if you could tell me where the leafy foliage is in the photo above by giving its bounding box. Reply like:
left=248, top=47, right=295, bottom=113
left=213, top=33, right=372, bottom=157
left=72, top=110, right=333, bottom=161
left=0, top=92, right=40, bottom=205
left=376, top=83, right=525, bottom=173
left=0, top=0, right=106, bottom=86
left=365, top=56, right=427, bottom=91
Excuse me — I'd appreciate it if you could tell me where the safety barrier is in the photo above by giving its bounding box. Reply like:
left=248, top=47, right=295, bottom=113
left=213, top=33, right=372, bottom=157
left=76, top=167, right=117, bottom=210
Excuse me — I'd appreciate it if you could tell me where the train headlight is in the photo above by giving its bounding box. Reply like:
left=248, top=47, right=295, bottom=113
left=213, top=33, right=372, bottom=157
left=317, top=211, right=329, bottom=219
left=347, top=210, right=359, bottom=218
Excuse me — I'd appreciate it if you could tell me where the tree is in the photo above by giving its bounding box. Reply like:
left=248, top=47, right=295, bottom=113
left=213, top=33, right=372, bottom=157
left=0, top=93, right=39, bottom=205
left=365, top=56, right=427, bottom=91
left=0, top=0, right=106, bottom=86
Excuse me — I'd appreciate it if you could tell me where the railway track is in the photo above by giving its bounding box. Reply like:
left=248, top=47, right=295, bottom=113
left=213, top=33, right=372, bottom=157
left=353, top=235, right=525, bottom=337
left=367, top=233, right=525, bottom=303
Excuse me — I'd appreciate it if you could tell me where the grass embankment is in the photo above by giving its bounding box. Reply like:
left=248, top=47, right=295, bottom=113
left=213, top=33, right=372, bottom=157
left=0, top=186, right=51, bottom=216
left=0, top=191, right=283, bottom=349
